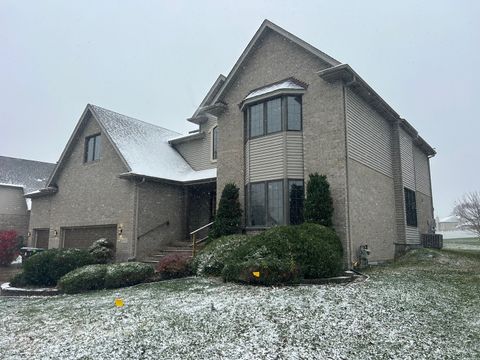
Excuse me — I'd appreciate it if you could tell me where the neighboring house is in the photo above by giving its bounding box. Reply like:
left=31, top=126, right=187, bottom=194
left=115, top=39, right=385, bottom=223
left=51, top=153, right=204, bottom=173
left=0, top=156, right=55, bottom=244
left=437, top=215, right=461, bottom=232
left=27, top=20, right=436, bottom=265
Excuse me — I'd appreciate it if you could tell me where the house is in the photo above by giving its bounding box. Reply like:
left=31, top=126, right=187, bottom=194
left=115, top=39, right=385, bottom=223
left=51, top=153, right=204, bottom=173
left=437, top=215, right=461, bottom=232
left=0, top=156, right=55, bottom=244
left=27, top=20, right=436, bottom=265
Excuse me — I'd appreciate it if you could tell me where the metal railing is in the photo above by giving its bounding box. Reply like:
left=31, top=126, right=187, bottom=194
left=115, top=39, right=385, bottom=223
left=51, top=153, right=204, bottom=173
left=137, top=220, right=170, bottom=240
left=190, top=221, right=214, bottom=256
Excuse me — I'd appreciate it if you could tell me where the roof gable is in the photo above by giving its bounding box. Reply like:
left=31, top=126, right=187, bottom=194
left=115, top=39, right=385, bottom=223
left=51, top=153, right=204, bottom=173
left=210, top=20, right=340, bottom=105
left=47, top=105, right=216, bottom=186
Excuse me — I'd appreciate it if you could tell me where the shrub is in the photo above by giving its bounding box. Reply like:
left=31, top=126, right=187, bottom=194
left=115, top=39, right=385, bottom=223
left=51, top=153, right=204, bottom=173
left=88, top=238, right=115, bottom=264
left=104, top=262, right=154, bottom=289
left=209, top=183, right=242, bottom=239
left=304, top=173, right=334, bottom=227
left=201, top=224, right=344, bottom=285
left=21, top=248, right=95, bottom=286
left=0, top=230, right=18, bottom=266
left=192, top=234, right=247, bottom=276
left=58, top=264, right=107, bottom=294
left=293, top=223, right=343, bottom=278
left=155, top=253, right=192, bottom=279
left=10, top=272, right=28, bottom=287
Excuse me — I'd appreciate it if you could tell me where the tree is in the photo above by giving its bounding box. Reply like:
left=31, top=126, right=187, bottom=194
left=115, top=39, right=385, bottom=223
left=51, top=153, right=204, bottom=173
left=0, top=230, right=19, bottom=266
left=209, top=183, right=243, bottom=239
left=304, top=173, right=334, bottom=227
left=454, top=191, right=480, bottom=238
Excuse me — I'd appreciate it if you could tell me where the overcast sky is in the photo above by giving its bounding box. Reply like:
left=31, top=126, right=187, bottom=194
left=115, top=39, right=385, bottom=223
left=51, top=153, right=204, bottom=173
left=1, top=0, right=479, bottom=217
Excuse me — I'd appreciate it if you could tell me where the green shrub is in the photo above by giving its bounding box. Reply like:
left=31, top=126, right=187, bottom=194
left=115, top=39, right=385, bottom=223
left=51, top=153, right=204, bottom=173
left=209, top=183, right=242, bottom=239
left=22, top=249, right=94, bottom=286
left=192, top=234, right=247, bottom=276
left=199, top=224, right=344, bottom=285
left=304, top=173, right=334, bottom=227
left=293, top=223, right=343, bottom=278
left=156, top=253, right=192, bottom=279
left=88, top=238, right=115, bottom=264
left=10, top=272, right=28, bottom=287
left=58, top=264, right=107, bottom=294
left=104, top=262, right=154, bottom=289
left=222, top=254, right=299, bottom=286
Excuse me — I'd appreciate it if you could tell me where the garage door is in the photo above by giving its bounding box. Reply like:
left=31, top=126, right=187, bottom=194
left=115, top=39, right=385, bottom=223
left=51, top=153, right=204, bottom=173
left=62, top=225, right=117, bottom=250
left=35, top=229, right=49, bottom=249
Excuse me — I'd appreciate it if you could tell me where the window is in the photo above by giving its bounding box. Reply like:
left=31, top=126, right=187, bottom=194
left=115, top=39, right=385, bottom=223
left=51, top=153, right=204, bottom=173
left=247, top=95, right=302, bottom=139
left=85, top=134, right=101, bottom=162
left=287, top=96, right=302, bottom=130
left=249, top=183, right=266, bottom=226
left=289, top=180, right=304, bottom=225
left=249, top=103, right=264, bottom=138
left=266, top=98, right=282, bottom=134
left=212, top=126, right=218, bottom=160
left=268, top=180, right=284, bottom=225
left=248, top=179, right=302, bottom=227
left=404, top=188, right=417, bottom=227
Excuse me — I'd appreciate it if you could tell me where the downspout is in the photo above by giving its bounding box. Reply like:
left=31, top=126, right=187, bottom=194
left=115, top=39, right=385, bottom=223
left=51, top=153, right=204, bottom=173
left=133, top=177, right=146, bottom=260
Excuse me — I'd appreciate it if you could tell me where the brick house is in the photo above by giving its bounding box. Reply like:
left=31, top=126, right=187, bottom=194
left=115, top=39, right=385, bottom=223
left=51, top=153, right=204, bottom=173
left=27, top=20, right=436, bottom=265
left=0, top=156, right=55, bottom=243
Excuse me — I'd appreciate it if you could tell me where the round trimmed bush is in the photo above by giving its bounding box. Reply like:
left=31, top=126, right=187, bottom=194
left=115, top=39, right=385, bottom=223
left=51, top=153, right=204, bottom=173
left=22, top=248, right=95, bottom=286
left=293, top=223, right=343, bottom=278
left=88, top=238, right=115, bottom=264
left=192, top=235, right=247, bottom=276
left=58, top=264, right=107, bottom=294
left=104, top=262, right=154, bottom=289
left=197, top=223, right=344, bottom=285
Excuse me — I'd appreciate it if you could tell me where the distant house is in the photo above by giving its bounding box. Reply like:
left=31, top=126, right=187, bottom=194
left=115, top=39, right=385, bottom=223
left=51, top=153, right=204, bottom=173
left=27, top=20, right=436, bottom=265
left=437, top=215, right=461, bottom=232
left=0, top=156, right=55, bottom=244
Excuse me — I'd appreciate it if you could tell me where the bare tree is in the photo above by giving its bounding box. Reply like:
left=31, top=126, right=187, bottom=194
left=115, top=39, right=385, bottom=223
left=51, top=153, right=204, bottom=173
left=454, top=191, right=480, bottom=238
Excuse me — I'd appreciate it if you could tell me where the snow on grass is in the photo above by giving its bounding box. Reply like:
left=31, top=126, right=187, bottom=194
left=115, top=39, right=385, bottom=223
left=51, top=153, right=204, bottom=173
left=0, top=249, right=479, bottom=359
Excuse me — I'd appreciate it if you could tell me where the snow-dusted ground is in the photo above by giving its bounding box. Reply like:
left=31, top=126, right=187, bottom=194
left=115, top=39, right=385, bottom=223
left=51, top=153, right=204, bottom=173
left=438, top=230, right=478, bottom=239
left=0, top=249, right=479, bottom=360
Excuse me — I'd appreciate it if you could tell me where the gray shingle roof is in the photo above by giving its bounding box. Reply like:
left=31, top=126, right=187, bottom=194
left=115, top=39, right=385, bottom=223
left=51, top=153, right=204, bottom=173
left=0, top=156, right=55, bottom=194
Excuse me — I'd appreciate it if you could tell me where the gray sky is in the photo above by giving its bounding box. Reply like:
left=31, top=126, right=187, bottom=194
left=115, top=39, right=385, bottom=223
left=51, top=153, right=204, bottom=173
left=1, top=0, right=479, bottom=217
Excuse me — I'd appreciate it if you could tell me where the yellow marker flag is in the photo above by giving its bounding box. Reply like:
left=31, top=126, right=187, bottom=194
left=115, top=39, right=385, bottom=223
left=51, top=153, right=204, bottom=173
left=114, top=298, right=124, bottom=308
left=252, top=271, right=260, bottom=278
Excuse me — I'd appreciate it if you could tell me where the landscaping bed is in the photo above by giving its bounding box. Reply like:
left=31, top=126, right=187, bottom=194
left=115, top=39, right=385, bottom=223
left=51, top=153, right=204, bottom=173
left=0, top=248, right=478, bottom=359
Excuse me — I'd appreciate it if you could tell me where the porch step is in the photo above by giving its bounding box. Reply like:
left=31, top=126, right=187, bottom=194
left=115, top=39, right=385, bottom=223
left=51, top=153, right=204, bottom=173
left=140, top=241, right=206, bottom=265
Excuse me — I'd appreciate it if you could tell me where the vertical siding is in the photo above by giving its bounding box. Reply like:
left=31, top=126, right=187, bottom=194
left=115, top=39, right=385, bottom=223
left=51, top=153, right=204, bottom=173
left=400, top=129, right=416, bottom=190
left=405, top=226, right=420, bottom=244
left=174, top=118, right=217, bottom=171
left=286, top=132, right=304, bottom=178
left=345, top=89, right=393, bottom=178
left=413, top=146, right=431, bottom=196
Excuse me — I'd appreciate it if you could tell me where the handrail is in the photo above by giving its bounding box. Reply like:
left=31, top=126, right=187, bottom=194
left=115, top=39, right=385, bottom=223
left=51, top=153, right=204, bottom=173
left=190, top=221, right=214, bottom=235
left=137, top=220, right=170, bottom=239
left=190, top=221, right=214, bottom=257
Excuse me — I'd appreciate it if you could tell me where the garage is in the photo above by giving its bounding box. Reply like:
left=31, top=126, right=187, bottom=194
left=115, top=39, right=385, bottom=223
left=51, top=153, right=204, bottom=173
left=62, top=225, right=117, bottom=250
left=34, top=229, right=49, bottom=249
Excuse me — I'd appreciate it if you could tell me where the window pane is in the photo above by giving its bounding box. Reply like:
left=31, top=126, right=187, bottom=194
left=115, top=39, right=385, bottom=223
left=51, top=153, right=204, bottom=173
left=93, top=135, right=101, bottom=161
left=287, top=96, right=302, bottom=130
left=249, top=103, right=264, bottom=138
left=268, top=181, right=284, bottom=225
left=212, top=127, right=218, bottom=160
left=86, top=137, right=95, bottom=162
left=266, top=98, right=282, bottom=134
left=404, top=188, right=417, bottom=227
left=250, top=183, right=265, bottom=226
left=289, top=180, right=304, bottom=225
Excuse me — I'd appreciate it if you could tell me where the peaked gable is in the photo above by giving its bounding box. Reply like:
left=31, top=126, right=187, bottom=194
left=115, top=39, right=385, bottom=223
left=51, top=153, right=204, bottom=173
left=210, top=20, right=340, bottom=105
left=47, top=105, right=216, bottom=187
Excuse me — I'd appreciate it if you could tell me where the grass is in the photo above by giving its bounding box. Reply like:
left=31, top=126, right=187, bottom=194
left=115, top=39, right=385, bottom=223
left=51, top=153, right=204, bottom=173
left=443, top=237, right=480, bottom=251
left=0, top=247, right=479, bottom=359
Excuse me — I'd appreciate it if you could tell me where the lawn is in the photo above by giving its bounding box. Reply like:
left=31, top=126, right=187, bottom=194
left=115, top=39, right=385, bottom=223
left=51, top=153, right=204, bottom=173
left=1, top=248, right=479, bottom=360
